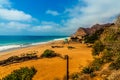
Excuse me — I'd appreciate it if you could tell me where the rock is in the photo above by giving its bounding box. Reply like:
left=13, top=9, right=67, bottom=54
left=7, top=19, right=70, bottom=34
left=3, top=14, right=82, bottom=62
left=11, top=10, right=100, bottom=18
left=71, top=23, right=114, bottom=39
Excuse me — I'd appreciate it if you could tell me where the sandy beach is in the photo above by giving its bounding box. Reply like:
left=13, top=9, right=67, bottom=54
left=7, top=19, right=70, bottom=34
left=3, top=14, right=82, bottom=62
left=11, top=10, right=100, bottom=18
left=0, top=40, right=93, bottom=80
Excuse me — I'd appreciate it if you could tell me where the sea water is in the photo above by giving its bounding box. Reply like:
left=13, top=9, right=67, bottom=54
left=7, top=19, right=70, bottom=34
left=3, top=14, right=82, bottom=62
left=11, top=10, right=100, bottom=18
left=0, top=36, right=68, bottom=52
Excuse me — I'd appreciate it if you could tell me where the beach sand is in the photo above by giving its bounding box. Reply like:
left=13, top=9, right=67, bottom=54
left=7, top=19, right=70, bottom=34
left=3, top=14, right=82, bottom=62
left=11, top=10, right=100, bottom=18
left=0, top=40, right=93, bottom=80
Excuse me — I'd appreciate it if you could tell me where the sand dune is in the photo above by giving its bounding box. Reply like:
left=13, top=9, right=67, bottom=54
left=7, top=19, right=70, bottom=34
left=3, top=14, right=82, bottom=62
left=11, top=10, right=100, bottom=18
left=0, top=41, right=93, bottom=80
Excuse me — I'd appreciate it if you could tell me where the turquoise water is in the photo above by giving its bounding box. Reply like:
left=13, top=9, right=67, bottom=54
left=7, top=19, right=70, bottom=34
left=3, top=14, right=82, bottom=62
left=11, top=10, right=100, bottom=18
left=0, top=36, right=68, bottom=51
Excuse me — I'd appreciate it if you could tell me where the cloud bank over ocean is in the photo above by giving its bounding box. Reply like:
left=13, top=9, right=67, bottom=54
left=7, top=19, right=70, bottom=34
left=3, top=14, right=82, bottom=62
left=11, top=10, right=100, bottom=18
left=0, top=0, right=120, bottom=35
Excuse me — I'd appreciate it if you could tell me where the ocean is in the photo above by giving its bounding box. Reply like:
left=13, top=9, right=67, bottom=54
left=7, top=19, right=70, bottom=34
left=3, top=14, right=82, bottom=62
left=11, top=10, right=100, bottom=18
left=0, top=36, right=68, bottom=52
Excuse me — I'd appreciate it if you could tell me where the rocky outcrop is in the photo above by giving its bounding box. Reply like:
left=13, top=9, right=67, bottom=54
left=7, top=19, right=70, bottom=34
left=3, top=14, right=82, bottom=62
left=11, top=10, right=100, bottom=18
left=72, top=23, right=114, bottom=38
left=72, top=28, right=87, bottom=37
left=70, top=23, right=114, bottom=42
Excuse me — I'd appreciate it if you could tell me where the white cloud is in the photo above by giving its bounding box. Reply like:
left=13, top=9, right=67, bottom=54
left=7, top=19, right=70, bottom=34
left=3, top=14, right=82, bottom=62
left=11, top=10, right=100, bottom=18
left=65, top=0, right=120, bottom=30
left=31, top=25, right=52, bottom=32
left=0, top=0, right=11, bottom=8
left=46, top=10, right=59, bottom=16
left=46, top=0, right=120, bottom=35
left=0, top=0, right=37, bottom=35
left=0, top=8, right=34, bottom=21
left=0, top=22, right=30, bottom=30
left=41, top=21, right=60, bottom=27
left=1, top=0, right=120, bottom=35
left=30, top=21, right=60, bottom=32
left=7, top=22, right=30, bottom=30
left=0, top=0, right=35, bottom=22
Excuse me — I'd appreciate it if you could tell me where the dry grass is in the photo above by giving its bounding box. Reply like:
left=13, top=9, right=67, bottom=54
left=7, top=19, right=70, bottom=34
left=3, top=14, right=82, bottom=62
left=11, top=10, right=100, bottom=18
left=107, top=70, right=120, bottom=80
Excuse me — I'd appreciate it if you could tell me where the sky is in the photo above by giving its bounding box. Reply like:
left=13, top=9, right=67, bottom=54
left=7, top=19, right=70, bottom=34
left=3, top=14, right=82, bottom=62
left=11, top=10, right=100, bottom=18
left=0, top=0, right=120, bottom=36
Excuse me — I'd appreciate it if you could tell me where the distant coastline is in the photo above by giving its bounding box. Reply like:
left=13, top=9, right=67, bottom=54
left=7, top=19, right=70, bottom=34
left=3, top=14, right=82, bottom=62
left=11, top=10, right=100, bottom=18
left=0, top=36, right=68, bottom=52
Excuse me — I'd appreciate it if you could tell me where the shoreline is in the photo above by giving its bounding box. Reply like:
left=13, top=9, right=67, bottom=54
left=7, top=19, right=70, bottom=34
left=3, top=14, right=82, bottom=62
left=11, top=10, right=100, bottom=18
left=0, top=39, right=64, bottom=57
left=0, top=38, right=93, bottom=80
left=0, top=37, right=68, bottom=55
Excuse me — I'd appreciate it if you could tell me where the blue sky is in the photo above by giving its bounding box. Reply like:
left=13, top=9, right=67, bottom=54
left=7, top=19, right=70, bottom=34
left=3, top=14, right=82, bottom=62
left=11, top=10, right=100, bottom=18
left=0, top=0, right=120, bottom=36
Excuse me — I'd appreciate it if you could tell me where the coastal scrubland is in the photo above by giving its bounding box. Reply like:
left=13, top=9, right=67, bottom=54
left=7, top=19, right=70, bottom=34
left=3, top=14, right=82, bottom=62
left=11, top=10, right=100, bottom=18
left=0, top=15, right=120, bottom=80
left=68, top=15, right=120, bottom=80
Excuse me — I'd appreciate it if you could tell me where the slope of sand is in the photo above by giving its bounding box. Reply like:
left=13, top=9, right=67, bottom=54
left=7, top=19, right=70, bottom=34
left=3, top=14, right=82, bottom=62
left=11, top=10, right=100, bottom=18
left=0, top=41, right=93, bottom=80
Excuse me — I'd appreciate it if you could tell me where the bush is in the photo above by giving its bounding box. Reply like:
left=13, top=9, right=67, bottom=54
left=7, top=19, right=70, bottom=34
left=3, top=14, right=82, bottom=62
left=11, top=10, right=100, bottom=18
left=84, top=28, right=104, bottom=43
left=115, top=15, right=120, bottom=26
left=0, top=56, right=19, bottom=66
left=101, top=49, right=113, bottom=63
left=2, top=67, right=37, bottom=80
left=69, top=73, right=80, bottom=80
left=0, top=52, right=38, bottom=66
left=109, top=57, right=120, bottom=70
left=40, top=49, right=58, bottom=58
left=92, top=40, right=104, bottom=56
left=67, top=46, right=75, bottom=49
left=104, top=32, right=117, bottom=42
left=82, top=66, right=94, bottom=74
left=7, top=56, right=20, bottom=62
left=91, top=58, right=104, bottom=71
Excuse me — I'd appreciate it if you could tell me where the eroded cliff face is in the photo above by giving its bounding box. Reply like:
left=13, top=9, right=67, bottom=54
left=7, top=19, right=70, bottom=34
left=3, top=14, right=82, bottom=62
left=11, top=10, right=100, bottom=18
left=72, top=23, right=114, bottom=38
left=73, top=28, right=87, bottom=37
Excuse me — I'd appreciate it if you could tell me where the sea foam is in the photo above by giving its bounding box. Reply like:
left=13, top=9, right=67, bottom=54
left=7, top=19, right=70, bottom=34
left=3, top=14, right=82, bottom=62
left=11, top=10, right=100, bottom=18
left=0, top=45, right=21, bottom=52
left=0, top=37, right=68, bottom=52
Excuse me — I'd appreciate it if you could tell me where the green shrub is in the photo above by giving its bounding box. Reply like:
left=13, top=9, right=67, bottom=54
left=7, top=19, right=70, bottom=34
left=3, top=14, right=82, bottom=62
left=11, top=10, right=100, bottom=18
left=91, top=58, right=104, bottom=71
left=84, top=28, right=104, bottom=43
left=82, top=66, right=94, bottom=74
left=92, top=40, right=104, bottom=56
left=0, top=56, right=20, bottom=66
left=109, top=57, right=120, bottom=70
left=101, top=49, right=113, bottom=63
left=0, top=52, right=38, bottom=66
left=103, top=26, right=120, bottom=42
left=2, top=67, right=37, bottom=80
left=7, top=56, right=20, bottom=62
left=67, top=46, right=75, bottom=49
left=105, top=34, right=117, bottom=42
left=40, top=49, right=58, bottom=58
left=69, top=73, right=80, bottom=80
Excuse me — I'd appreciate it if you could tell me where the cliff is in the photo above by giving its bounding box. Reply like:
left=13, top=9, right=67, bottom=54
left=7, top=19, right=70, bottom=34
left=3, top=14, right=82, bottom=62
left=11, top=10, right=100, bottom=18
left=69, top=15, right=120, bottom=80
left=72, top=23, right=114, bottom=38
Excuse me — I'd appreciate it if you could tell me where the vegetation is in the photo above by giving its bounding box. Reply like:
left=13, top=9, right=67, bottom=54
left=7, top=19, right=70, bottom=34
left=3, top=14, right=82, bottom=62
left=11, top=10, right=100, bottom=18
left=0, top=49, right=62, bottom=66
left=82, top=66, right=94, bottom=74
left=107, top=70, right=120, bottom=80
left=91, top=58, right=104, bottom=71
left=66, top=15, right=120, bottom=80
left=67, top=46, right=75, bottom=49
left=101, top=49, right=113, bottom=63
left=84, top=28, right=104, bottom=43
left=2, top=67, right=37, bottom=80
left=0, top=51, right=38, bottom=66
left=1, top=16, right=120, bottom=80
left=69, top=73, right=80, bottom=80
left=103, top=28, right=118, bottom=42
left=51, top=46, right=64, bottom=48
left=40, top=49, right=59, bottom=58
left=115, top=15, right=120, bottom=26
left=92, top=40, right=104, bottom=56
left=109, top=57, right=120, bottom=70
